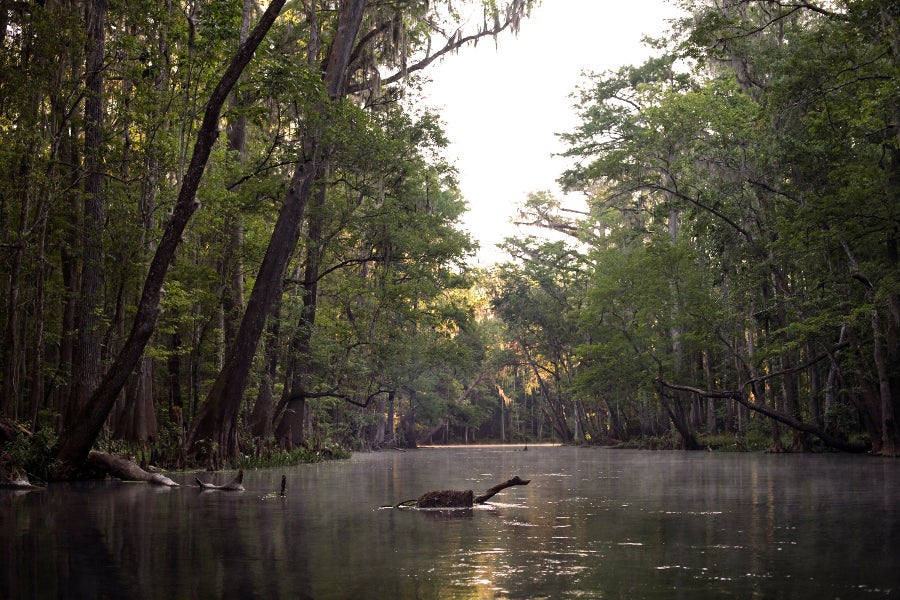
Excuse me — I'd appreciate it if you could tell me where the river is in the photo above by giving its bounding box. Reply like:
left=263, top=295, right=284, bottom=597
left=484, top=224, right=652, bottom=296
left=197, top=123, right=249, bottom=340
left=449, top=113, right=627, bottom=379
left=2, top=445, right=898, bottom=598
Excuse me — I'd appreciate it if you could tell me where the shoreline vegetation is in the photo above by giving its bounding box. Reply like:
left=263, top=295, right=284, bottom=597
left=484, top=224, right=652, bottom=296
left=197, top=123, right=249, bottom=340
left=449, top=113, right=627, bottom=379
left=1, top=418, right=875, bottom=491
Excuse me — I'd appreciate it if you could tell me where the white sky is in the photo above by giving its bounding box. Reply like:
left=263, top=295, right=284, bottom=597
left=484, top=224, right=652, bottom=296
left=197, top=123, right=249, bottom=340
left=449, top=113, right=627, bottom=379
left=422, top=0, right=684, bottom=264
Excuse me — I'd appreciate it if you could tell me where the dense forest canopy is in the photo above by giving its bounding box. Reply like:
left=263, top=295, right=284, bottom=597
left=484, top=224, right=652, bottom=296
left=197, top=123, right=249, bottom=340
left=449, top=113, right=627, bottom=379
left=0, top=0, right=897, bottom=481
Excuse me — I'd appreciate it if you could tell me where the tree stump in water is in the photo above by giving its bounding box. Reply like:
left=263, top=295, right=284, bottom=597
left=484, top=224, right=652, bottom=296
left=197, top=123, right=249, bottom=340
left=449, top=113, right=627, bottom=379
left=416, top=489, right=474, bottom=508
left=404, top=476, right=530, bottom=508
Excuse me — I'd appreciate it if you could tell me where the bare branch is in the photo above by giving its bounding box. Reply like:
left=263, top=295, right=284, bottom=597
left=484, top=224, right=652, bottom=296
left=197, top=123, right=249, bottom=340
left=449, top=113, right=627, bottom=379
left=656, top=339, right=866, bottom=453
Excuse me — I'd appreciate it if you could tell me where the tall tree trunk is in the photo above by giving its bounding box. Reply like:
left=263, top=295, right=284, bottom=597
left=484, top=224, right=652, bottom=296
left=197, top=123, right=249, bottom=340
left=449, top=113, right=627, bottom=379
left=29, top=209, right=49, bottom=430
left=808, top=341, right=823, bottom=429
left=373, top=395, right=386, bottom=446
left=823, top=323, right=846, bottom=431
left=703, top=350, right=718, bottom=434
left=107, top=24, right=165, bottom=447
left=248, top=292, right=282, bottom=445
left=68, top=0, right=108, bottom=431
left=53, top=0, right=288, bottom=476
left=386, top=390, right=395, bottom=446
left=872, top=306, right=899, bottom=456
left=521, top=343, right=571, bottom=443
left=275, top=183, right=327, bottom=450
left=186, top=0, right=367, bottom=462
left=0, top=165, right=29, bottom=418
left=56, top=115, right=82, bottom=420
left=221, top=0, right=252, bottom=354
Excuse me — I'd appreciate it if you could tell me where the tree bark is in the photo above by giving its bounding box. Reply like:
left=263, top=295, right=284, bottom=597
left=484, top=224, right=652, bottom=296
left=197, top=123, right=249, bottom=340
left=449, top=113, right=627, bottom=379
left=67, top=0, right=108, bottom=431
left=220, top=0, right=252, bottom=355
left=872, top=307, right=899, bottom=456
left=275, top=182, right=327, bottom=449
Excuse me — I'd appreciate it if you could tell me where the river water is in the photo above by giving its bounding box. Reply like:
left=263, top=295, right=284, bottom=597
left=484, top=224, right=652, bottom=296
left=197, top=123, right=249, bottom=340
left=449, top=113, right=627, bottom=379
left=2, top=446, right=898, bottom=599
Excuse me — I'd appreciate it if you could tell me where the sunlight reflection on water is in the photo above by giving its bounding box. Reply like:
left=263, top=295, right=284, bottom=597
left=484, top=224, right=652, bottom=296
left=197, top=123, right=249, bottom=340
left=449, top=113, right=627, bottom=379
left=2, top=446, right=899, bottom=599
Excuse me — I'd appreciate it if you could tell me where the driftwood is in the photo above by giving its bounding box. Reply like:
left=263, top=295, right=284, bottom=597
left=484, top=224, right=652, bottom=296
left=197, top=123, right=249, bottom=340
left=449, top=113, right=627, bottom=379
left=87, top=451, right=179, bottom=486
left=473, top=475, right=531, bottom=503
left=399, top=476, right=530, bottom=509
left=0, top=470, right=41, bottom=490
left=416, top=489, right=474, bottom=508
left=196, top=469, right=245, bottom=491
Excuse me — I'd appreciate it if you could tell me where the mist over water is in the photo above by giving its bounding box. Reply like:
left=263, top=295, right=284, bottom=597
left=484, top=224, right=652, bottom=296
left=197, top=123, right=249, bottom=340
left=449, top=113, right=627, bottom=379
left=3, top=446, right=898, bottom=598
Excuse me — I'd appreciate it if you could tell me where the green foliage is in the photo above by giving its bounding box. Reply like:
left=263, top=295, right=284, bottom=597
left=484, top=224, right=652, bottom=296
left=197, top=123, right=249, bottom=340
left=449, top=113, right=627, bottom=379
left=1, top=412, right=59, bottom=481
left=3, top=0, right=895, bottom=466
left=486, top=0, right=900, bottom=452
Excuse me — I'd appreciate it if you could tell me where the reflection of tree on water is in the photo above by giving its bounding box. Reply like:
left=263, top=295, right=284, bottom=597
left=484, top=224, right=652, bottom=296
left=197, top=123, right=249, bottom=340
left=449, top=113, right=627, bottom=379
left=2, top=448, right=898, bottom=598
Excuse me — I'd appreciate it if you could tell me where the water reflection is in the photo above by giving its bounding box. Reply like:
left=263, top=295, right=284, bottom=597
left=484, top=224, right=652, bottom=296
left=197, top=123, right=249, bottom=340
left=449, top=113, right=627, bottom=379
left=2, top=447, right=898, bottom=598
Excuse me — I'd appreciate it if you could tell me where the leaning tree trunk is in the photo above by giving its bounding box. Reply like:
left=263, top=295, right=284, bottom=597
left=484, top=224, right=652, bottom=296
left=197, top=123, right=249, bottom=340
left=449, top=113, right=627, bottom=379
left=185, top=0, right=367, bottom=463
left=52, top=0, right=288, bottom=477
left=275, top=181, right=327, bottom=450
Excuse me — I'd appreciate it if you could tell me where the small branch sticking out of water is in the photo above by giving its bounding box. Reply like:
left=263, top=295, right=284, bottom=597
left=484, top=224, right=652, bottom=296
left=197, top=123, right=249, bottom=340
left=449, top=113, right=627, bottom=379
left=474, top=476, right=530, bottom=504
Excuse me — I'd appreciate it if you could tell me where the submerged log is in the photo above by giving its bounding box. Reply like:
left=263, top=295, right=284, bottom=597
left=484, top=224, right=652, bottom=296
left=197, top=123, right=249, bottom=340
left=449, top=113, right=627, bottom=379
left=0, top=470, right=41, bottom=489
left=87, top=450, right=179, bottom=486
left=403, top=476, right=531, bottom=509
left=196, top=469, right=244, bottom=491
left=416, top=489, right=474, bottom=508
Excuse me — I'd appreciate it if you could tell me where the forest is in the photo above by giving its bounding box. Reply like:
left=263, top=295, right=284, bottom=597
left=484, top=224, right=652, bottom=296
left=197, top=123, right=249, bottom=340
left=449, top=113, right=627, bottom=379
left=0, top=0, right=897, bottom=483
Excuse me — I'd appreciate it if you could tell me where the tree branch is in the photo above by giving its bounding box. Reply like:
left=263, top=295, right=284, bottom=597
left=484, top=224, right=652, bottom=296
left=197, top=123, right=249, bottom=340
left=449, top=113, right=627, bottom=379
left=656, top=339, right=867, bottom=454
left=346, top=12, right=521, bottom=95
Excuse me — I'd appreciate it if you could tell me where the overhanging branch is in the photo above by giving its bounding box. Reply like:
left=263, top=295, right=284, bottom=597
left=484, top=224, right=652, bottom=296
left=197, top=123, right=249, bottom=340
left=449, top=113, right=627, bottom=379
left=657, top=359, right=867, bottom=453
left=346, top=11, right=521, bottom=95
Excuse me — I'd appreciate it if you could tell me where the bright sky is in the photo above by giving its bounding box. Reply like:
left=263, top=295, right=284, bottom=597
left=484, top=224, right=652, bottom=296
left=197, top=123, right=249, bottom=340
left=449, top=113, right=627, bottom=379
left=423, top=0, right=684, bottom=264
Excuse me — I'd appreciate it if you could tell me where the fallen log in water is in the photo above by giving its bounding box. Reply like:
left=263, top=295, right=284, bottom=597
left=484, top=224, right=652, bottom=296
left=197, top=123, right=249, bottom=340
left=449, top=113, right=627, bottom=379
left=87, top=450, right=179, bottom=486
left=0, top=470, right=41, bottom=490
left=397, top=476, right=531, bottom=509
left=415, top=489, right=474, bottom=508
left=196, top=469, right=245, bottom=491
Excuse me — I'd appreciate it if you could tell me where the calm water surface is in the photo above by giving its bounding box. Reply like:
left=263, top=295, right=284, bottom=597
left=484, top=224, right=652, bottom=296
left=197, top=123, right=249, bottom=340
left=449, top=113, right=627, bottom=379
left=2, top=446, right=898, bottom=599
